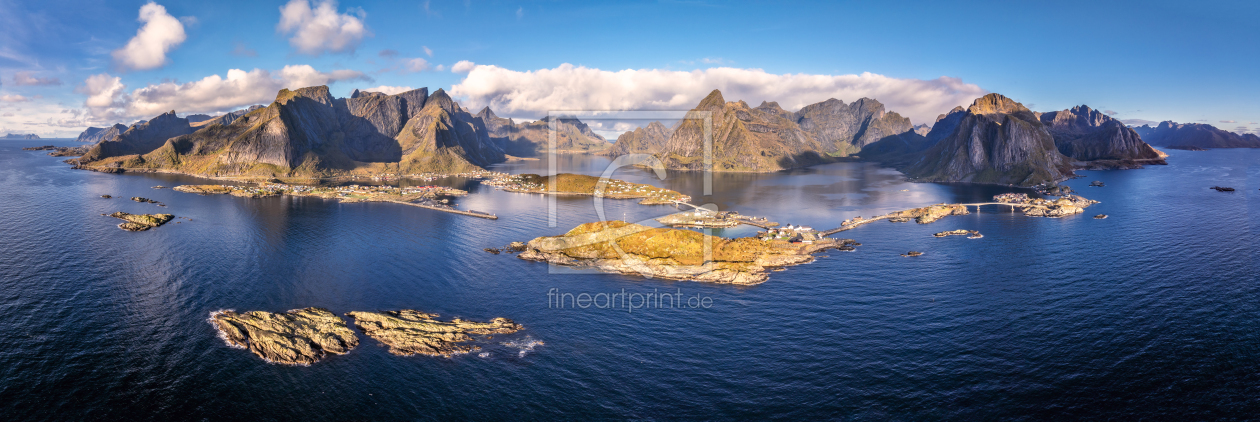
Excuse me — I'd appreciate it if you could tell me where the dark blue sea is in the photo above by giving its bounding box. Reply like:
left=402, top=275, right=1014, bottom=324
left=0, top=139, right=1256, bottom=420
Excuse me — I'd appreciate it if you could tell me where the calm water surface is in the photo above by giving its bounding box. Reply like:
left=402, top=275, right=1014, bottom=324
left=0, top=139, right=1256, bottom=420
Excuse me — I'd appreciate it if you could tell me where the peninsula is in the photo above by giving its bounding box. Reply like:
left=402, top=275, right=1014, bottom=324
left=485, top=173, right=690, bottom=205
left=174, top=183, right=497, bottom=219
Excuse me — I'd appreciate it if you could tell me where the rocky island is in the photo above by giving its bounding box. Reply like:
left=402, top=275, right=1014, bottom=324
left=347, top=310, right=522, bottom=357
left=485, top=173, right=689, bottom=205
left=518, top=221, right=859, bottom=285
left=210, top=308, right=359, bottom=366
left=106, top=212, right=173, bottom=231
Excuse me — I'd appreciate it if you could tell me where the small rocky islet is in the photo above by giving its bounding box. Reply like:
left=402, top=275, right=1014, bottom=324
left=934, top=230, right=982, bottom=239
left=210, top=308, right=359, bottom=366
left=105, top=212, right=174, bottom=231
left=211, top=308, right=526, bottom=364
left=348, top=310, right=523, bottom=357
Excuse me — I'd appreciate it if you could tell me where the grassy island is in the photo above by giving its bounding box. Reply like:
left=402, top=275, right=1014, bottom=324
left=518, top=221, right=858, bottom=285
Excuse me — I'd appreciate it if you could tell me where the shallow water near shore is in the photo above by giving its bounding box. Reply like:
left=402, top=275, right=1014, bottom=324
left=0, top=139, right=1257, bottom=420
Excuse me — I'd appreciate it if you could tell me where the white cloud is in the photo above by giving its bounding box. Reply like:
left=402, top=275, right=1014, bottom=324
left=78, top=65, right=369, bottom=121
left=423, top=46, right=433, bottom=57
left=516, top=7, right=523, bottom=19
left=278, top=0, right=369, bottom=56
left=451, top=60, right=476, bottom=73
left=361, top=85, right=414, bottom=95
left=112, top=2, right=187, bottom=71
left=403, top=58, right=430, bottom=73
left=1104, top=109, right=1118, bottom=116
left=1, top=94, right=31, bottom=102
left=1121, top=118, right=1158, bottom=126
left=434, top=64, right=446, bottom=72
left=13, top=72, right=62, bottom=86
left=450, top=63, right=988, bottom=125
left=1220, top=120, right=1236, bottom=123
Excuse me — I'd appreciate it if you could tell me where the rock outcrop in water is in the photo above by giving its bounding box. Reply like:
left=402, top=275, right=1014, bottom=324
left=1132, top=121, right=1260, bottom=149
left=1039, top=105, right=1166, bottom=168
left=106, top=212, right=173, bottom=231
left=347, top=310, right=522, bottom=357
left=210, top=308, right=359, bottom=365
left=476, top=107, right=608, bottom=156
left=75, top=86, right=508, bottom=177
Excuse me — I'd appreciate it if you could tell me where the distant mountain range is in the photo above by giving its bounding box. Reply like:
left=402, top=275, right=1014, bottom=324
left=4, top=133, right=40, bottom=139
left=1132, top=121, right=1260, bottom=149
left=66, top=84, right=1216, bottom=187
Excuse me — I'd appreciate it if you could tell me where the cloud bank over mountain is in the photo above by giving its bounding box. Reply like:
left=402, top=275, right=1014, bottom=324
left=449, top=63, right=987, bottom=126
left=78, top=65, right=369, bottom=122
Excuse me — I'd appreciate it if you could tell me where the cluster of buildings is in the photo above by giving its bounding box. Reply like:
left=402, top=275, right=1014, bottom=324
left=758, top=224, right=820, bottom=243
left=994, top=193, right=1031, bottom=204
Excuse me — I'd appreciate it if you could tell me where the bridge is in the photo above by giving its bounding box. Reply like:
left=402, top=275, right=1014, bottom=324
left=666, top=200, right=778, bottom=229
left=817, top=202, right=1031, bottom=237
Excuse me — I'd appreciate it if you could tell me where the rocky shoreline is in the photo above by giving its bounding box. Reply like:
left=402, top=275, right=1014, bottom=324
left=210, top=308, right=359, bottom=366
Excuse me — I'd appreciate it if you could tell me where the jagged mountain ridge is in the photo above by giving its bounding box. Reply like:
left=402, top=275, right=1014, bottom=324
left=1133, top=121, right=1260, bottom=149
left=77, top=86, right=508, bottom=177
left=475, top=107, right=608, bottom=156
left=656, top=90, right=830, bottom=172
left=74, top=124, right=128, bottom=143
left=1040, top=105, right=1165, bottom=166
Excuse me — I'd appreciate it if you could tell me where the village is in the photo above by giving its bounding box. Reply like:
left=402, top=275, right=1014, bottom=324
left=173, top=183, right=497, bottom=219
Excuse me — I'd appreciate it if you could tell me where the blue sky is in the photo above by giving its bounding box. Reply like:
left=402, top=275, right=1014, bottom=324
left=1, top=0, right=1257, bottom=137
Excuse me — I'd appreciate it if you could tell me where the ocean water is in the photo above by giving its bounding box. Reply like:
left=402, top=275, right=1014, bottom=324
left=0, top=139, right=1256, bottom=420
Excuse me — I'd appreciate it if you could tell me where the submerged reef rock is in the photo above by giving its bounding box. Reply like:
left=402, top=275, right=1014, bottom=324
left=347, top=310, right=522, bottom=357
left=106, top=212, right=173, bottom=231
left=210, top=307, right=359, bottom=365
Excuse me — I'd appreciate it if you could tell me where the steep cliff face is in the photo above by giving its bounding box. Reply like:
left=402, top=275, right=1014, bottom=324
left=79, top=86, right=504, bottom=177
left=192, top=105, right=265, bottom=128
left=1039, top=105, right=1164, bottom=165
left=603, top=121, right=672, bottom=157
left=475, top=107, right=608, bottom=156
left=654, top=90, right=828, bottom=172
left=793, top=97, right=913, bottom=156
left=75, top=124, right=128, bottom=143
left=392, top=89, right=505, bottom=173
left=79, top=111, right=194, bottom=163
left=900, top=94, right=1074, bottom=186
left=1133, top=121, right=1260, bottom=149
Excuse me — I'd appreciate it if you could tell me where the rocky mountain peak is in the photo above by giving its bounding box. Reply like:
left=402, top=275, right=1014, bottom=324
left=276, top=85, right=334, bottom=106
left=967, top=93, right=1028, bottom=116
left=697, top=89, right=726, bottom=110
